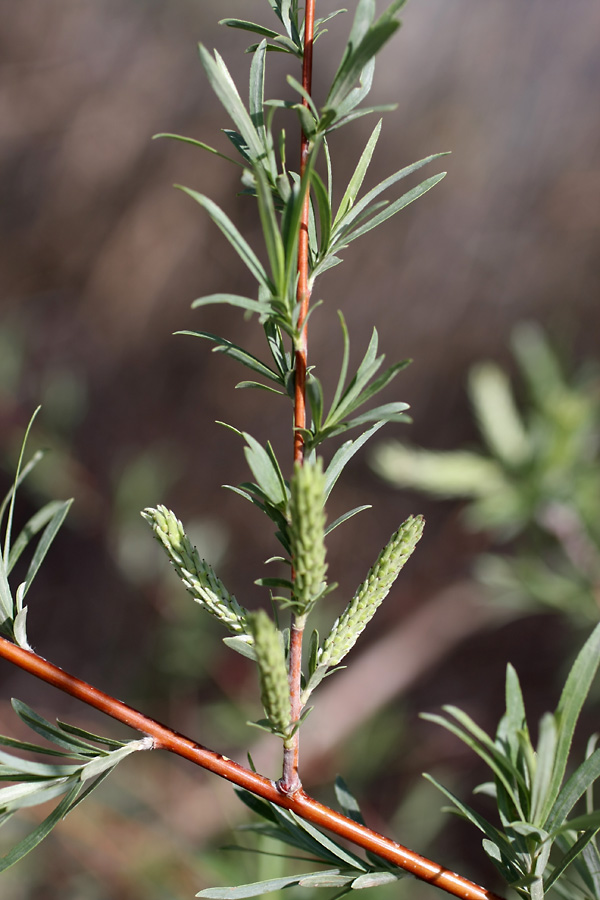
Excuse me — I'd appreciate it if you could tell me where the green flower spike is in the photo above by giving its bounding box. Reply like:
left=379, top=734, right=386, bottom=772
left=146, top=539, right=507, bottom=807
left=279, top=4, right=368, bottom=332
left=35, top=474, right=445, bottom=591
left=142, top=505, right=248, bottom=635
left=289, top=458, right=327, bottom=614
left=250, top=610, right=293, bottom=746
left=319, top=514, right=424, bottom=669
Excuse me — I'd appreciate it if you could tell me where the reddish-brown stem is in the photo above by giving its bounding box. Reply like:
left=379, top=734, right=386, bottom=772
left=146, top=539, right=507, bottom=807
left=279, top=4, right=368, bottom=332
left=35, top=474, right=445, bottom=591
left=0, top=637, right=504, bottom=900
left=283, top=0, right=317, bottom=797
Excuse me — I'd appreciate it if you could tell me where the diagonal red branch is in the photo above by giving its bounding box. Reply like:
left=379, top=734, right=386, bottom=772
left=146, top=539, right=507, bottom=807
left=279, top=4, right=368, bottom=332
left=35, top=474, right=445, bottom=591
left=0, top=636, right=504, bottom=900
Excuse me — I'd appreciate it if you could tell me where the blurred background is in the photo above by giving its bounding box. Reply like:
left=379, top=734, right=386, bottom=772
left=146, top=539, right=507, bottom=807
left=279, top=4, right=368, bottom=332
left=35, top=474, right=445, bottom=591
left=1, top=0, right=599, bottom=897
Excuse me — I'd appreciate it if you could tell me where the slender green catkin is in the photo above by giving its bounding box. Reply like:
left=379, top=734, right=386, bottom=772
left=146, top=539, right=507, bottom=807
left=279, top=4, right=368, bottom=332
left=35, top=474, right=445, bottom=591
left=289, top=458, right=327, bottom=613
left=249, top=610, right=293, bottom=745
left=142, top=506, right=248, bottom=634
left=318, top=515, right=424, bottom=668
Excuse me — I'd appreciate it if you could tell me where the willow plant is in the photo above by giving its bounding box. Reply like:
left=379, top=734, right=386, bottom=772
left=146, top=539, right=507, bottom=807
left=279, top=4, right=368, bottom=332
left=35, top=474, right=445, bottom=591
left=0, top=2, right=598, bottom=900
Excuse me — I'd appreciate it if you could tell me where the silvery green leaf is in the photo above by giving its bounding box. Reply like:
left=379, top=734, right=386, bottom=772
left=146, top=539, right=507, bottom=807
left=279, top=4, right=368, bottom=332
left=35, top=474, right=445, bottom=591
left=0, top=449, right=45, bottom=529
left=2, top=407, right=41, bottom=565
left=0, top=554, right=12, bottom=624
left=325, top=506, right=372, bottom=536
left=530, top=712, right=558, bottom=826
left=178, top=188, right=270, bottom=290
left=334, top=776, right=366, bottom=826
left=8, top=501, right=67, bottom=575
left=351, top=871, right=400, bottom=888
left=468, top=363, right=531, bottom=467
left=544, top=829, right=600, bottom=893
left=242, top=433, right=287, bottom=507
left=196, top=874, right=309, bottom=898
left=298, top=871, right=354, bottom=887
left=219, top=19, right=281, bottom=41
left=12, top=604, right=29, bottom=651
left=332, top=153, right=447, bottom=241
left=335, top=119, right=382, bottom=225
left=546, top=749, right=600, bottom=832
left=324, top=425, right=384, bottom=500
left=540, top=621, right=600, bottom=824
left=12, top=700, right=96, bottom=758
left=152, top=133, right=244, bottom=167
left=178, top=331, right=282, bottom=384
left=341, top=173, right=446, bottom=245
left=0, top=784, right=80, bottom=873
left=325, top=0, right=404, bottom=111
left=198, top=46, right=265, bottom=164
left=223, top=635, right=256, bottom=661
left=22, top=499, right=72, bottom=598
left=255, top=168, right=285, bottom=295
left=78, top=739, right=150, bottom=782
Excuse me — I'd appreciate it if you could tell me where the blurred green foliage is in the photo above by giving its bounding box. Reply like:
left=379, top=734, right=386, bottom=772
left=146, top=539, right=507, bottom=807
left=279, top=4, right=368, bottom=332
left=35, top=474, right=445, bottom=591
left=372, top=323, right=600, bottom=623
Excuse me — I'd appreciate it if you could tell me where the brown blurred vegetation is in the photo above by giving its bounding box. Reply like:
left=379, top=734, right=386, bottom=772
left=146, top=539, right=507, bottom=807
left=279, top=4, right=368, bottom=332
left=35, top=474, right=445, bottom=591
left=1, top=0, right=599, bottom=897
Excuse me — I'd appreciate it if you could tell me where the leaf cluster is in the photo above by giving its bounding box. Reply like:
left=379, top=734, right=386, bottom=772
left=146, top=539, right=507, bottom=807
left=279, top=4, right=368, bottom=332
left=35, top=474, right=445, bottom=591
left=0, top=699, right=151, bottom=873
left=197, top=777, right=404, bottom=899
left=372, top=323, right=600, bottom=622
left=423, top=622, right=600, bottom=898
left=0, top=408, right=72, bottom=650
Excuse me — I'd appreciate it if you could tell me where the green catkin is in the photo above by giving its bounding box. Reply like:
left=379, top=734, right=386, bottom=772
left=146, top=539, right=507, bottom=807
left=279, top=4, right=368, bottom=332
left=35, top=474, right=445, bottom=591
left=250, top=610, right=293, bottom=745
left=318, top=514, right=425, bottom=669
left=289, top=458, right=327, bottom=614
left=142, top=505, right=248, bottom=635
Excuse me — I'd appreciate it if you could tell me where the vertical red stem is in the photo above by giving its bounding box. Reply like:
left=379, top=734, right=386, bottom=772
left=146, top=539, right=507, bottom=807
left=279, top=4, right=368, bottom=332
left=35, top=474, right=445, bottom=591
left=280, top=0, right=316, bottom=797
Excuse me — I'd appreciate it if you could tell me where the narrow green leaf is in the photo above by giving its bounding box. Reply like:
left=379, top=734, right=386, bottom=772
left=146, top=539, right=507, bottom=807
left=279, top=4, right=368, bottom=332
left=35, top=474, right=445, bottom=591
left=12, top=700, right=96, bottom=757
left=196, top=874, right=312, bottom=898
left=3, top=407, right=41, bottom=565
left=334, top=776, right=366, bottom=826
left=335, top=120, right=382, bottom=225
left=255, top=168, right=285, bottom=295
left=152, top=133, right=244, bottom=167
left=544, top=829, right=600, bottom=893
left=530, top=713, right=558, bottom=826
left=324, top=423, right=384, bottom=500
left=342, top=173, right=446, bottom=245
left=423, top=774, right=517, bottom=866
left=219, top=19, right=281, bottom=40
left=311, top=170, right=332, bottom=257
left=198, top=46, right=264, bottom=162
left=56, top=721, right=125, bottom=749
left=547, top=750, right=600, bottom=832
left=352, top=872, right=400, bottom=888
left=178, top=187, right=270, bottom=289
left=22, top=499, right=72, bottom=598
left=332, top=153, right=447, bottom=240
left=8, top=501, right=66, bottom=575
left=541, top=622, right=600, bottom=823
left=325, top=505, right=372, bottom=535
left=0, top=553, right=13, bottom=625
left=298, top=872, right=354, bottom=887
left=0, top=784, right=80, bottom=873
left=243, top=434, right=287, bottom=507
left=177, top=331, right=282, bottom=384
left=0, top=449, right=45, bottom=529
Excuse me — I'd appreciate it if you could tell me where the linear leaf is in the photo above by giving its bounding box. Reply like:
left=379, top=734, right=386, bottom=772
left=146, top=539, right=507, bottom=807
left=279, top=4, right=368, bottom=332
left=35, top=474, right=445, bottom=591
left=198, top=46, right=264, bottom=162
left=197, top=874, right=310, bottom=898
left=325, top=505, right=371, bottom=536
left=0, top=784, right=80, bottom=873
left=219, top=19, right=281, bottom=40
left=324, top=423, right=384, bottom=500
left=23, top=499, right=72, bottom=597
left=544, top=829, right=600, bottom=893
left=191, top=295, right=268, bottom=316
left=3, top=408, right=41, bottom=565
left=342, top=173, right=446, bottom=245
left=335, top=119, right=382, bottom=225
left=0, top=449, right=45, bottom=532
left=152, top=133, right=244, bottom=167
left=177, top=331, right=282, bottom=384
left=332, top=153, right=447, bottom=240
left=547, top=750, right=600, bottom=833
left=541, top=622, right=600, bottom=823
left=178, top=188, right=270, bottom=289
